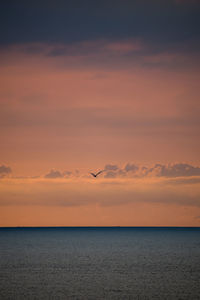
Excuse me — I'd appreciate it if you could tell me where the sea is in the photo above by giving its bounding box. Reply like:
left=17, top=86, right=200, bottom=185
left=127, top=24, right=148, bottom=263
left=0, top=227, right=200, bottom=300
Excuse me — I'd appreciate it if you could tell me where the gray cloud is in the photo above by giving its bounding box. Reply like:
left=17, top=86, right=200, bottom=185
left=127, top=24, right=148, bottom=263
left=44, top=169, right=63, bottom=179
left=2, top=41, right=199, bottom=74
left=124, top=163, right=138, bottom=172
left=2, top=163, right=200, bottom=181
left=44, top=169, right=75, bottom=179
left=0, top=165, right=12, bottom=178
left=102, top=162, right=200, bottom=180
left=148, top=163, right=200, bottom=178
left=63, top=171, right=72, bottom=178
left=1, top=0, right=199, bottom=60
left=104, top=164, right=119, bottom=171
left=104, top=164, right=119, bottom=178
left=104, top=171, right=117, bottom=179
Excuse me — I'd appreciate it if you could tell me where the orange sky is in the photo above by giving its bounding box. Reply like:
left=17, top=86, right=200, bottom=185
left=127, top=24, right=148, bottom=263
left=0, top=41, right=200, bottom=226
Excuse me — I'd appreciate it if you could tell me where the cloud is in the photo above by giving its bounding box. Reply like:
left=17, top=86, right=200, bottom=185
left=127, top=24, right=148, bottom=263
left=165, top=177, right=200, bottom=185
left=44, top=169, right=75, bottom=179
left=0, top=165, right=12, bottom=178
left=102, top=163, right=200, bottom=179
left=104, top=163, right=139, bottom=178
left=63, top=171, right=72, bottom=178
left=4, top=162, right=200, bottom=180
left=1, top=0, right=199, bottom=54
left=47, top=40, right=143, bottom=57
left=104, top=171, right=117, bottom=179
left=2, top=163, right=200, bottom=181
left=104, top=164, right=119, bottom=171
left=44, top=169, right=63, bottom=179
left=1, top=40, right=199, bottom=73
left=124, top=163, right=138, bottom=172
left=147, top=163, right=200, bottom=178
left=0, top=176, right=200, bottom=209
left=104, top=164, right=120, bottom=178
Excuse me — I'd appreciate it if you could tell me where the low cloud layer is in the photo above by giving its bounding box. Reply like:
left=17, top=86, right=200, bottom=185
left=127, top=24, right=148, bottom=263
left=1, top=163, right=200, bottom=227
left=102, top=163, right=200, bottom=179
left=0, top=175, right=200, bottom=209
left=1, top=163, right=200, bottom=180
left=146, top=163, right=200, bottom=177
left=40, top=163, right=200, bottom=180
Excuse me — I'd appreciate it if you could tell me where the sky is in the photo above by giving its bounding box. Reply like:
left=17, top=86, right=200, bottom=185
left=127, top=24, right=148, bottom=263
left=0, top=0, right=200, bottom=226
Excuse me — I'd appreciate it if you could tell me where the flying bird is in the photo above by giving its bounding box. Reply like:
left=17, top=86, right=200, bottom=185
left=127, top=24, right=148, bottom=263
left=90, top=170, right=104, bottom=178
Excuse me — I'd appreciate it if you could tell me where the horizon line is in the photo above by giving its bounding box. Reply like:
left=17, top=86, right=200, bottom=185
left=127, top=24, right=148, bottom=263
left=0, top=226, right=200, bottom=229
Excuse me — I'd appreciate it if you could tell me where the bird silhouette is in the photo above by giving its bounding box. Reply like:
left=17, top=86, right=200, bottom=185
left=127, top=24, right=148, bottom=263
left=90, top=170, right=104, bottom=178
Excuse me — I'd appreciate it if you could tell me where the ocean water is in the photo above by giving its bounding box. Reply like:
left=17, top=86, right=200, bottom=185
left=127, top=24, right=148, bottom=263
left=0, top=227, right=200, bottom=300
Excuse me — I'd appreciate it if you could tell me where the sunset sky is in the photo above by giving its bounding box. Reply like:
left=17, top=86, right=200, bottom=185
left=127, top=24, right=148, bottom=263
left=0, top=0, right=200, bottom=226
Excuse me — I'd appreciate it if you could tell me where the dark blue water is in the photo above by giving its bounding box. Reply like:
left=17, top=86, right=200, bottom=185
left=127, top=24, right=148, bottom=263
left=0, top=227, right=200, bottom=299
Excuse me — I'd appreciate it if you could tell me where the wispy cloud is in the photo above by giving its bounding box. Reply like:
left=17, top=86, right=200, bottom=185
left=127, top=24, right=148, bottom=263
left=0, top=175, right=200, bottom=208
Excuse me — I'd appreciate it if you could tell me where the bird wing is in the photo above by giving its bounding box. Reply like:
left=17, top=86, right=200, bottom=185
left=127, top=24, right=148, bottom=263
left=90, top=173, right=96, bottom=177
left=96, top=170, right=104, bottom=176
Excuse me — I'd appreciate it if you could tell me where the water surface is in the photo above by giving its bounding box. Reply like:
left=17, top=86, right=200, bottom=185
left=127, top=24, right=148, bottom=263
left=0, top=227, right=200, bottom=299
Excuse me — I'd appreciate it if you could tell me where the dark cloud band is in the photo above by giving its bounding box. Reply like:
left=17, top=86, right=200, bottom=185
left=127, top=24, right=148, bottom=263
left=1, top=0, right=199, bottom=52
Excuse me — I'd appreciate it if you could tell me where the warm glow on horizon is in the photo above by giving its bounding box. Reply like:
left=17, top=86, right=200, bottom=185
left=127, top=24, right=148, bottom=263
left=1, top=0, right=200, bottom=226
